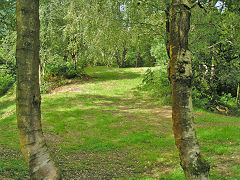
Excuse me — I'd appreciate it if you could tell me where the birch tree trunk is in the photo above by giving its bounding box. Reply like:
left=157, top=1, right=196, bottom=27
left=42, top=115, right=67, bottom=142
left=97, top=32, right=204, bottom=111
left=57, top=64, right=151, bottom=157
left=236, top=82, right=239, bottom=104
left=16, top=0, right=61, bottom=179
left=168, top=0, right=210, bottom=179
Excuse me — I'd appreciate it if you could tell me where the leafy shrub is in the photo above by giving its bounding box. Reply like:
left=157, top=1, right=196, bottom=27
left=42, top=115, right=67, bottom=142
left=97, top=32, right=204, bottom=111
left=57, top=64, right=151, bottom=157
left=192, top=88, right=212, bottom=109
left=140, top=67, right=171, bottom=105
left=0, top=71, right=15, bottom=96
left=150, top=37, right=168, bottom=66
left=45, top=61, right=81, bottom=79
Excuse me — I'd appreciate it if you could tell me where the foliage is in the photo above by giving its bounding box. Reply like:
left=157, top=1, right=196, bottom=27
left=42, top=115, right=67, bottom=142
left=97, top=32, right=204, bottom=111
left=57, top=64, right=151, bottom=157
left=190, top=3, right=240, bottom=109
left=0, top=31, right=16, bottom=96
left=1, top=0, right=168, bottom=95
left=0, top=0, right=239, bottom=108
left=0, top=31, right=16, bottom=70
left=38, top=0, right=165, bottom=69
left=0, top=71, right=15, bottom=96
left=0, top=0, right=16, bottom=39
left=139, top=35, right=170, bottom=104
left=45, top=61, right=82, bottom=79
left=150, top=36, right=168, bottom=66
left=140, top=67, right=171, bottom=105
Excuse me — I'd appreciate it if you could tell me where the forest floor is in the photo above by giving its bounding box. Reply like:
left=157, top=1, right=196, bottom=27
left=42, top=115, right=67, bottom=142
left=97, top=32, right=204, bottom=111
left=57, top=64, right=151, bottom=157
left=0, top=66, right=240, bottom=179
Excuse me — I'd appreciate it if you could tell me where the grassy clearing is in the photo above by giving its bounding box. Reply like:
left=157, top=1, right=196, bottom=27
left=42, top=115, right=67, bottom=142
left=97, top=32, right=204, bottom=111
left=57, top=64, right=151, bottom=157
left=0, top=66, right=239, bottom=179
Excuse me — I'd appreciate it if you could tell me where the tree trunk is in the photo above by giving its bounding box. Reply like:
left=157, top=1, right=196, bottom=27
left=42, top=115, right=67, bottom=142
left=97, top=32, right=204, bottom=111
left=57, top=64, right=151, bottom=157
left=164, top=0, right=170, bottom=59
left=72, top=53, right=77, bottom=70
left=236, top=82, right=239, bottom=104
left=16, top=0, right=61, bottom=179
left=136, top=45, right=142, bottom=67
left=122, top=44, right=127, bottom=68
left=169, top=1, right=210, bottom=179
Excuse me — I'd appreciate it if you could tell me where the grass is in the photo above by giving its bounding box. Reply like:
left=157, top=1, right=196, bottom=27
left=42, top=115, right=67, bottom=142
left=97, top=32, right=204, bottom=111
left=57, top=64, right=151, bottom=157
left=0, top=66, right=240, bottom=179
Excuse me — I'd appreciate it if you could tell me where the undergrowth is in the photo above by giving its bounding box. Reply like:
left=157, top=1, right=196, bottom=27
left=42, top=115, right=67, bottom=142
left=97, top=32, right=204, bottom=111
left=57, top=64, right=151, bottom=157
left=139, top=67, right=171, bottom=105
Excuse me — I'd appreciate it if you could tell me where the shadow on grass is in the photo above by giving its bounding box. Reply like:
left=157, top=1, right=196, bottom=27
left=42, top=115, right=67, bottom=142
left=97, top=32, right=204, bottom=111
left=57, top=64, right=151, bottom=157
left=86, top=67, right=143, bottom=82
left=0, top=99, right=15, bottom=118
left=41, top=93, right=176, bottom=179
left=0, top=99, right=15, bottom=110
left=43, top=93, right=163, bottom=111
left=42, top=93, right=174, bottom=151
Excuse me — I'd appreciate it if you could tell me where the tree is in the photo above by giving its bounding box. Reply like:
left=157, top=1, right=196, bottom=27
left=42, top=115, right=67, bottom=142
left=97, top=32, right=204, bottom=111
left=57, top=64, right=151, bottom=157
left=16, top=0, right=61, bottom=179
left=0, top=0, right=16, bottom=95
left=190, top=2, right=240, bottom=107
left=168, top=0, right=210, bottom=179
left=0, top=0, right=16, bottom=40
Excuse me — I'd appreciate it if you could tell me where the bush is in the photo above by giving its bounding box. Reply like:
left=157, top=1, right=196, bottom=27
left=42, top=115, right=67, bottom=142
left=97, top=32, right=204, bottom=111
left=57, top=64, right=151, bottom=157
left=0, top=71, right=15, bottom=96
left=192, top=88, right=212, bottom=109
left=45, top=61, right=81, bottom=79
left=140, top=67, right=171, bottom=105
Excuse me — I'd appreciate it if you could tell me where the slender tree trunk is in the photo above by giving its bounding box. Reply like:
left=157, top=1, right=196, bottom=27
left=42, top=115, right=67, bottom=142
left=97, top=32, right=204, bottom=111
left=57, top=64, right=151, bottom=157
left=168, top=1, right=210, bottom=179
left=63, top=55, right=68, bottom=62
left=72, top=53, right=77, bottom=70
left=16, top=0, right=61, bottom=179
left=164, top=0, right=170, bottom=59
left=137, top=46, right=142, bottom=68
left=236, top=82, right=239, bottom=104
left=122, top=44, right=127, bottom=68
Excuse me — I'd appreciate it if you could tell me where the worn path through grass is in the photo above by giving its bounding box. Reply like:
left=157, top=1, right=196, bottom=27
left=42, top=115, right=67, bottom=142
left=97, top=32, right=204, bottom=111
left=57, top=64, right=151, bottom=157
left=0, top=66, right=240, bottom=179
left=44, top=66, right=177, bottom=179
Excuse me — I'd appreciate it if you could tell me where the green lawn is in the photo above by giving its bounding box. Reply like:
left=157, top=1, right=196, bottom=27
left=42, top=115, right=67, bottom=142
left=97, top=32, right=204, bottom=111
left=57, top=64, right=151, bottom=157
left=0, top=66, right=239, bottom=179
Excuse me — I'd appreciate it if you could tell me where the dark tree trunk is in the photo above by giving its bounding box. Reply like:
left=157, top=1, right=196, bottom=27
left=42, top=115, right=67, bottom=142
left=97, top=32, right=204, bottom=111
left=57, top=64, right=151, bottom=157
left=63, top=55, right=68, bottom=62
left=168, top=0, right=210, bottom=179
left=16, top=0, right=61, bottom=179
left=165, top=1, right=170, bottom=59
left=72, top=53, right=77, bottom=70
left=136, top=46, right=142, bottom=67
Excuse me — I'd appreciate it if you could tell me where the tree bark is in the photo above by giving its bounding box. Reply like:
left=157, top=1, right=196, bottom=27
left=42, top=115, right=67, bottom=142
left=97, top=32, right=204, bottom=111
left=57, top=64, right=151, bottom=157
left=168, top=0, right=210, bottom=179
left=16, top=0, right=61, bottom=179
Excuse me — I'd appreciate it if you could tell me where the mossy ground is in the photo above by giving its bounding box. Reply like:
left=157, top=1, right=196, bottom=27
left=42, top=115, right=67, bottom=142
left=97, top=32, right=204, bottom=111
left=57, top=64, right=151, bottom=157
left=0, top=66, right=239, bottom=179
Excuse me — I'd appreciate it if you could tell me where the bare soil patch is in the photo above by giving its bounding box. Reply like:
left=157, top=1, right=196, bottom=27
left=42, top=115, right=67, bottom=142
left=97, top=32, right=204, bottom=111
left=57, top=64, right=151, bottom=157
left=0, top=110, right=15, bottom=119
left=54, top=150, right=142, bottom=179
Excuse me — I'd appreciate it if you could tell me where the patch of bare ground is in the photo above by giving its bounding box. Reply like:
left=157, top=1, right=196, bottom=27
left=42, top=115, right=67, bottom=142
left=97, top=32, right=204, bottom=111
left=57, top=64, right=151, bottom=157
left=131, top=150, right=180, bottom=179
left=93, top=101, right=116, bottom=107
left=54, top=149, right=179, bottom=179
left=51, top=81, right=116, bottom=94
left=50, top=83, right=85, bottom=93
left=145, top=164, right=177, bottom=179
left=53, top=150, right=143, bottom=179
left=0, top=110, right=15, bottom=119
left=193, top=111, right=205, bottom=118
left=0, top=146, right=21, bottom=160
left=0, top=146, right=29, bottom=179
left=49, top=75, right=95, bottom=94
left=196, top=122, right=240, bottom=128
left=213, top=153, right=240, bottom=177
left=44, top=132, right=62, bottom=144
left=102, top=82, right=117, bottom=87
